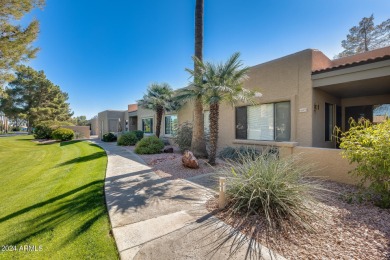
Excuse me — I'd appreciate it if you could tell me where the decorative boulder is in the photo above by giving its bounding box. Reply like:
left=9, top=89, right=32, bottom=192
left=182, top=150, right=199, bottom=169
left=164, top=147, right=174, bottom=153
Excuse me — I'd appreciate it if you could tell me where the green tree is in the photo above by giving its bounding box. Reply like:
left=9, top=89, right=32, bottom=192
left=0, top=0, right=45, bottom=88
left=72, top=115, right=89, bottom=126
left=194, top=52, right=256, bottom=165
left=0, top=66, right=73, bottom=132
left=336, top=15, right=390, bottom=58
left=137, top=83, right=179, bottom=138
left=339, top=118, right=390, bottom=208
left=191, top=0, right=208, bottom=158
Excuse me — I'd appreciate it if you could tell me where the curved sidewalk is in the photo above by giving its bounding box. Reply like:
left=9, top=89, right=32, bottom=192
left=94, top=140, right=284, bottom=260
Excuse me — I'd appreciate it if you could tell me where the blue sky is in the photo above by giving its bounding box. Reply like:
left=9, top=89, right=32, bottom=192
left=24, top=0, right=389, bottom=119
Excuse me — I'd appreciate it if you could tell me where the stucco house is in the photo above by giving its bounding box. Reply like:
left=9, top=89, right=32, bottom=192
left=94, top=47, right=389, bottom=183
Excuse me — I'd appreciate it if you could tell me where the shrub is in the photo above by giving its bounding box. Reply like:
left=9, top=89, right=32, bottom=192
left=132, top=130, right=144, bottom=141
left=12, top=126, right=21, bottom=132
left=117, top=132, right=138, bottom=146
left=172, top=122, right=193, bottom=153
left=339, top=118, right=390, bottom=208
left=102, top=132, right=117, bottom=142
left=52, top=128, right=74, bottom=141
left=33, top=124, right=54, bottom=139
left=218, top=146, right=261, bottom=162
left=134, top=136, right=164, bottom=154
left=221, top=152, right=322, bottom=233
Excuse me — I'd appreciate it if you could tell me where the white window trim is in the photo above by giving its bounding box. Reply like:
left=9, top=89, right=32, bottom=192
left=164, top=114, right=178, bottom=136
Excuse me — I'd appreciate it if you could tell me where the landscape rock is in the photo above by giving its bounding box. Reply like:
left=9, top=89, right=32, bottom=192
left=163, top=147, right=174, bottom=153
left=182, top=150, right=199, bottom=169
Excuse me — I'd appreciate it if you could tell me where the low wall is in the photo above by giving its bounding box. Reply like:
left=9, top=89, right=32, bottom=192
left=290, top=146, right=359, bottom=185
left=63, top=126, right=90, bottom=139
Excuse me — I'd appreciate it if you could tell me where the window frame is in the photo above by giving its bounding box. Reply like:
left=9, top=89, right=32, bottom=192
left=164, top=114, right=178, bottom=136
left=235, top=101, right=291, bottom=142
left=142, top=117, right=154, bottom=134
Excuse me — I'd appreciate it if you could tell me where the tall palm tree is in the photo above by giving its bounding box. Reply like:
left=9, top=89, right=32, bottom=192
left=200, top=52, right=257, bottom=165
left=137, top=83, right=179, bottom=138
left=191, top=0, right=208, bottom=158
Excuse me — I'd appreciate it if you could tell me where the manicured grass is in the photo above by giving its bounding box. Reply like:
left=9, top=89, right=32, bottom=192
left=0, top=135, right=118, bottom=259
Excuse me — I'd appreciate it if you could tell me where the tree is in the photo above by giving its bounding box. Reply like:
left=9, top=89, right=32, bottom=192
left=336, top=15, right=390, bottom=58
left=0, top=0, right=45, bottom=88
left=72, top=115, right=89, bottom=126
left=339, top=118, right=390, bottom=208
left=191, top=52, right=257, bottom=165
left=0, top=66, right=73, bottom=132
left=191, top=0, right=208, bottom=158
left=137, top=83, right=179, bottom=138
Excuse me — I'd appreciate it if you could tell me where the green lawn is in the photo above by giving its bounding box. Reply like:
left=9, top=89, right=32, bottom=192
left=0, top=135, right=118, bottom=259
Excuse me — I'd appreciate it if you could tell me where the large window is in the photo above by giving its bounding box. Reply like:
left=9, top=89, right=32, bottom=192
left=165, top=115, right=178, bottom=135
left=345, top=104, right=390, bottom=130
left=236, top=102, right=290, bottom=141
left=142, top=118, right=153, bottom=133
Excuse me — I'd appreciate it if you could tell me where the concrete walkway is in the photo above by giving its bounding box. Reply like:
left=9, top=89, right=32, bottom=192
left=94, top=140, right=285, bottom=260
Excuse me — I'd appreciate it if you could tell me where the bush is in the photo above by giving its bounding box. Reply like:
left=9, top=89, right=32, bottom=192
left=102, top=132, right=117, bottom=142
left=12, top=126, right=21, bottom=132
left=33, top=124, right=54, bottom=139
left=172, top=122, right=193, bottom=153
left=132, top=130, right=144, bottom=141
left=221, top=152, right=322, bottom=233
left=52, top=128, right=74, bottom=141
left=339, top=118, right=390, bottom=208
left=134, top=136, right=164, bottom=154
left=218, top=146, right=261, bottom=162
left=117, top=132, right=138, bottom=146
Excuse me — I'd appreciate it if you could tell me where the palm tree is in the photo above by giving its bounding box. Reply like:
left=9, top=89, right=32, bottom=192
left=200, top=52, right=257, bottom=165
left=137, top=83, right=179, bottom=138
left=191, top=0, right=208, bottom=158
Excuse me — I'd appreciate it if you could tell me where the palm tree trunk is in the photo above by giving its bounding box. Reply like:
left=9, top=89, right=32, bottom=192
left=191, top=0, right=207, bottom=158
left=191, top=97, right=208, bottom=158
left=155, top=105, right=163, bottom=138
left=208, top=102, right=219, bottom=165
left=195, top=0, right=203, bottom=61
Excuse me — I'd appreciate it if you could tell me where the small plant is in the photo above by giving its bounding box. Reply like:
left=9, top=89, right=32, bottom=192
left=134, top=136, right=164, bottom=154
left=33, top=124, right=54, bottom=139
left=12, top=126, right=21, bottom=132
left=52, top=128, right=74, bottom=141
left=132, top=130, right=144, bottom=141
left=221, top=152, right=323, bottom=233
left=117, top=132, right=138, bottom=146
left=218, top=146, right=261, bottom=162
left=338, top=118, right=390, bottom=208
left=172, top=122, right=193, bottom=153
left=102, top=132, right=117, bottom=142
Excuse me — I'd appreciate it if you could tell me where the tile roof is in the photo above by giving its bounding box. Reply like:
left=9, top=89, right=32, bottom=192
left=312, top=46, right=390, bottom=74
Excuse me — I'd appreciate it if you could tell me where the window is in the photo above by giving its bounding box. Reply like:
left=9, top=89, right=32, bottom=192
left=345, top=104, right=390, bottom=130
left=165, top=115, right=178, bottom=135
left=325, top=103, right=334, bottom=141
left=142, top=118, right=153, bottom=133
left=235, top=102, right=290, bottom=141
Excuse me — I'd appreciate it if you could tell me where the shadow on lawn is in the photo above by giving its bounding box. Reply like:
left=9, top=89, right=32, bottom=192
left=56, top=151, right=106, bottom=167
left=0, top=180, right=108, bottom=246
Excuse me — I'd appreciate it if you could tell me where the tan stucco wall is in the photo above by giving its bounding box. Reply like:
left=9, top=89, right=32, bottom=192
left=90, top=117, right=99, bottom=136
left=291, top=146, right=359, bottom=185
left=97, top=110, right=127, bottom=138
left=312, top=89, right=341, bottom=148
left=62, top=126, right=90, bottom=139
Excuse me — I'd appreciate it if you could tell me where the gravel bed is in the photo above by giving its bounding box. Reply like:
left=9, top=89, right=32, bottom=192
left=123, top=145, right=225, bottom=180
left=206, top=180, right=390, bottom=259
